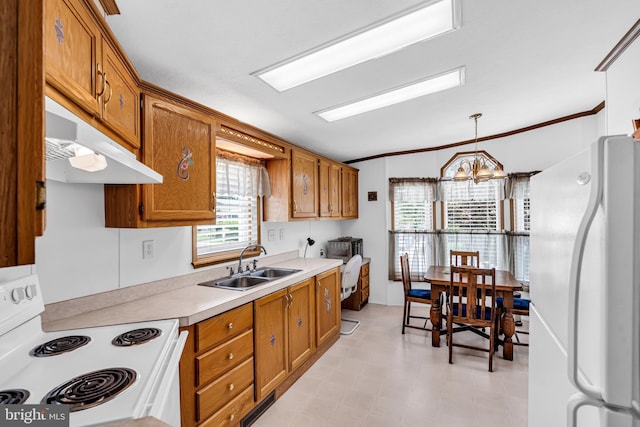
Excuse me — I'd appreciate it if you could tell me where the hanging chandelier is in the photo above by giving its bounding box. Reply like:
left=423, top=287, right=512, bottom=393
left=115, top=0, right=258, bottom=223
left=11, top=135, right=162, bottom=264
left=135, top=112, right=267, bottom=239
left=453, top=113, right=506, bottom=183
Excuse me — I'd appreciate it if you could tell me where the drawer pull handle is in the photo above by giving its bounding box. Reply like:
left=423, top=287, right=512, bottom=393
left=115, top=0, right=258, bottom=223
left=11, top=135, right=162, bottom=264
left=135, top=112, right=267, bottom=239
left=228, top=352, right=234, bottom=360
left=229, top=414, right=235, bottom=421
left=228, top=322, right=234, bottom=329
left=228, top=383, right=235, bottom=391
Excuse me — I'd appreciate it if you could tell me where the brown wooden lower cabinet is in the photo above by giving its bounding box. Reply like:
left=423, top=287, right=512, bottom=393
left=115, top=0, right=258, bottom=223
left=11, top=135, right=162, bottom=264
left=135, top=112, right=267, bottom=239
left=254, top=277, right=315, bottom=402
left=179, top=303, right=255, bottom=427
left=179, top=268, right=342, bottom=426
left=340, top=260, right=370, bottom=311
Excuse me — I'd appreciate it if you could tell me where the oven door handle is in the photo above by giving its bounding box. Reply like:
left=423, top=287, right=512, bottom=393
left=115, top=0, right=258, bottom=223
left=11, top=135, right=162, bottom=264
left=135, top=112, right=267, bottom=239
left=147, top=330, right=188, bottom=420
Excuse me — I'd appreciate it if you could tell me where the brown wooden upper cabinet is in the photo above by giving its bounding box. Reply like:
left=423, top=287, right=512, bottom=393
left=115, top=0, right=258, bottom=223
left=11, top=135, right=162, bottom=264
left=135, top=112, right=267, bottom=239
left=44, top=0, right=140, bottom=151
left=291, top=149, right=318, bottom=219
left=319, top=158, right=341, bottom=218
left=341, top=166, right=359, bottom=219
left=0, top=0, right=45, bottom=267
left=104, top=93, right=217, bottom=227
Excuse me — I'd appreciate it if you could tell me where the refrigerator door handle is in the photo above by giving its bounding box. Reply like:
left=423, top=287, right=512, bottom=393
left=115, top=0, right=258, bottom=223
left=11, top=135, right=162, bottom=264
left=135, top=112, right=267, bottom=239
left=568, top=392, right=638, bottom=427
left=568, top=392, right=604, bottom=427
left=567, top=138, right=605, bottom=401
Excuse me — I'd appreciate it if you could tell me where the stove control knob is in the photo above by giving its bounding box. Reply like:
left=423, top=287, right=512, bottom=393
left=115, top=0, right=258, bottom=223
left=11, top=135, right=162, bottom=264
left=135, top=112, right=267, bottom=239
left=25, top=284, right=37, bottom=300
left=11, top=287, right=25, bottom=304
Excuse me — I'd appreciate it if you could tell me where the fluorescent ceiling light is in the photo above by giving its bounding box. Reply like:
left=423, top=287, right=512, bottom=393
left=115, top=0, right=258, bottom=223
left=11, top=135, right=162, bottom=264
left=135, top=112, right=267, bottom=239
left=253, top=0, right=459, bottom=91
left=315, top=67, right=464, bottom=122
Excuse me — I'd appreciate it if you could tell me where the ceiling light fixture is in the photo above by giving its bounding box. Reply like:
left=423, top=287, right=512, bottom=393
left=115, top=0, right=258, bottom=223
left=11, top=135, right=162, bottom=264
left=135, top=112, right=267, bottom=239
left=453, top=113, right=506, bottom=183
left=253, top=0, right=459, bottom=92
left=315, top=67, right=464, bottom=122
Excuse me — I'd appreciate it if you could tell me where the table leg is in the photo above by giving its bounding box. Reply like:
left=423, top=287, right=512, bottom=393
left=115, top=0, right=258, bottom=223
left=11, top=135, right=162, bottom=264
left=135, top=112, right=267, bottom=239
left=430, top=288, right=442, bottom=347
left=501, top=308, right=515, bottom=361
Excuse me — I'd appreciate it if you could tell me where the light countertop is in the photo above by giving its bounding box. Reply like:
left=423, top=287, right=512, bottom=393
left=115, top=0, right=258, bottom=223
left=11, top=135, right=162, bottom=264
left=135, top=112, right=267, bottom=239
left=42, top=255, right=343, bottom=331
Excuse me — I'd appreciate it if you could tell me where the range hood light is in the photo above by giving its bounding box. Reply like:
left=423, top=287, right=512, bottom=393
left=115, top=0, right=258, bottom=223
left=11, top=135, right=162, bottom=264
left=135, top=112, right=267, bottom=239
left=68, top=153, right=108, bottom=172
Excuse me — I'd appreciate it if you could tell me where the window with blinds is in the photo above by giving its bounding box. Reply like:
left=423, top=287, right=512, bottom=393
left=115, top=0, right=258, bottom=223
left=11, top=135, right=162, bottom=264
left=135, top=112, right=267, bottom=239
left=196, top=195, right=258, bottom=256
left=390, top=180, right=436, bottom=280
left=194, top=157, right=263, bottom=261
left=512, top=194, right=530, bottom=282
left=443, top=180, right=504, bottom=269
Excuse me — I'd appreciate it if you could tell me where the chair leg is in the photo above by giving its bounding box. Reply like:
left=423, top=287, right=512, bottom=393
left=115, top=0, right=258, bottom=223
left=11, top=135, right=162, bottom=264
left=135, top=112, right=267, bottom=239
left=402, top=301, right=408, bottom=334
left=406, top=301, right=411, bottom=324
left=448, top=315, right=453, bottom=365
left=489, top=324, right=495, bottom=372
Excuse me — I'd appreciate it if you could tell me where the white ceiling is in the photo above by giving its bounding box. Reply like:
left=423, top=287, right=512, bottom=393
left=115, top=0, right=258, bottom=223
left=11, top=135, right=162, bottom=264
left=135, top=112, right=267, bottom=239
left=106, top=1, right=637, bottom=163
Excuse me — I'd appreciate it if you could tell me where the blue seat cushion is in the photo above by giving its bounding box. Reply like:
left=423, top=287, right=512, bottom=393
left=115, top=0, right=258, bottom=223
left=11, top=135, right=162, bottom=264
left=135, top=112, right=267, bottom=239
left=408, top=289, right=431, bottom=299
left=496, top=297, right=530, bottom=311
left=451, top=304, right=495, bottom=320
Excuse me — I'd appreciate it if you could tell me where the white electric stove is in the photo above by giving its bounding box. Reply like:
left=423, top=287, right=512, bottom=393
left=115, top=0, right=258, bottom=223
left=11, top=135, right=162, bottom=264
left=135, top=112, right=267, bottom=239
left=0, top=275, right=188, bottom=426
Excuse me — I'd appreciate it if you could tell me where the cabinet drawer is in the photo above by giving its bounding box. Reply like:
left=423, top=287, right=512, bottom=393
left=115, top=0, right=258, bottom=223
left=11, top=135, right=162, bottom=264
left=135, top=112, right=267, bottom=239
left=199, top=385, right=254, bottom=427
left=196, top=329, right=253, bottom=386
left=196, top=303, right=252, bottom=352
left=361, top=263, right=369, bottom=278
left=196, top=357, right=254, bottom=422
left=361, top=285, right=369, bottom=302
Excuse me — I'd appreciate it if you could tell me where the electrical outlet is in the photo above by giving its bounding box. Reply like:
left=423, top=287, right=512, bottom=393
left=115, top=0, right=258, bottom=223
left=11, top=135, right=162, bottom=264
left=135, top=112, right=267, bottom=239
left=279, top=229, right=285, bottom=240
left=320, top=248, right=325, bottom=257
left=268, top=229, right=276, bottom=241
left=143, top=240, right=154, bottom=259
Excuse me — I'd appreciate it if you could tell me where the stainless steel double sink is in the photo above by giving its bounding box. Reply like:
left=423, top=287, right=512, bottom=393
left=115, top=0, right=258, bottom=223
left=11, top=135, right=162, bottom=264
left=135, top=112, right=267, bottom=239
left=198, top=267, right=302, bottom=291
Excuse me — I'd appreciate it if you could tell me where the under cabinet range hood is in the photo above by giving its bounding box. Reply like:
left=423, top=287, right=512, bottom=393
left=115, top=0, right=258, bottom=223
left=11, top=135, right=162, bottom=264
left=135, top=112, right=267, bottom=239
left=45, top=97, right=163, bottom=184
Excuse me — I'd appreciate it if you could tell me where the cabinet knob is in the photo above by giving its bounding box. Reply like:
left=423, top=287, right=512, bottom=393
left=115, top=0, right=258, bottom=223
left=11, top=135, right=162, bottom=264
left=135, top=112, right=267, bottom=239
left=228, top=383, right=235, bottom=391
left=228, top=352, right=234, bottom=360
left=293, top=200, right=298, bottom=213
left=229, top=414, right=235, bottom=421
left=228, top=322, right=234, bottom=329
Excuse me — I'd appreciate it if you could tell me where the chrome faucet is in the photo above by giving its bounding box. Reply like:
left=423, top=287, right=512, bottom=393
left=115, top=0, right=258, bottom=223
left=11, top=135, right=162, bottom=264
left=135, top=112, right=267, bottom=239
left=237, top=244, right=267, bottom=275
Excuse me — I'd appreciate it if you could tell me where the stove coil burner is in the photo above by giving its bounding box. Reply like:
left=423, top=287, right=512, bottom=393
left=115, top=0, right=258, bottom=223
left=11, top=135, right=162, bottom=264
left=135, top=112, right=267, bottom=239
left=0, top=389, right=30, bottom=404
left=112, top=327, right=161, bottom=347
left=41, top=367, right=136, bottom=412
left=30, top=335, right=91, bottom=357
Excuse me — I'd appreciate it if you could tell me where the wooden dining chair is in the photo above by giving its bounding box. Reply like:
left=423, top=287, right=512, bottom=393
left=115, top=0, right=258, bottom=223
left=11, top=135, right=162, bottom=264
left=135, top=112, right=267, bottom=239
left=450, top=250, right=480, bottom=267
left=497, top=293, right=530, bottom=346
left=400, top=253, right=433, bottom=334
left=447, top=266, right=499, bottom=372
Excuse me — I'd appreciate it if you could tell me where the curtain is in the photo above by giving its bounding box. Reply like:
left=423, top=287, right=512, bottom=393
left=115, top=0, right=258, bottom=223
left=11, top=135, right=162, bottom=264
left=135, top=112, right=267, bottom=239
left=389, top=177, right=438, bottom=202
left=505, top=172, right=535, bottom=199
left=216, top=150, right=271, bottom=198
left=389, top=231, right=439, bottom=281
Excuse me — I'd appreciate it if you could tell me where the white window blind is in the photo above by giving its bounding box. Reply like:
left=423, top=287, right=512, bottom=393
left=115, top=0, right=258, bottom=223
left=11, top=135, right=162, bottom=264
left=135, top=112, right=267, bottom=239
left=196, top=195, right=258, bottom=256
left=443, top=180, right=500, bottom=231
left=511, top=178, right=530, bottom=282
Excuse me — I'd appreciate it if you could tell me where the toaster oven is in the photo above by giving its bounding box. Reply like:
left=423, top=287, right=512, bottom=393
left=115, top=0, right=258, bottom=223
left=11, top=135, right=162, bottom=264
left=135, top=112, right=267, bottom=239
left=326, top=237, right=363, bottom=263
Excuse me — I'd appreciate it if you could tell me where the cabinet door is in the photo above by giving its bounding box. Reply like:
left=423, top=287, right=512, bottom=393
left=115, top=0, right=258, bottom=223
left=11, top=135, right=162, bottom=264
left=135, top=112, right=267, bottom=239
left=45, top=0, right=101, bottom=115
left=315, top=268, right=341, bottom=347
left=291, top=149, right=318, bottom=218
left=319, top=159, right=341, bottom=218
left=100, top=38, right=140, bottom=149
left=141, top=94, right=216, bottom=221
left=1, top=0, right=45, bottom=267
left=342, top=167, right=358, bottom=218
left=254, top=289, right=288, bottom=401
left=288, top=278, right=315, bottom=372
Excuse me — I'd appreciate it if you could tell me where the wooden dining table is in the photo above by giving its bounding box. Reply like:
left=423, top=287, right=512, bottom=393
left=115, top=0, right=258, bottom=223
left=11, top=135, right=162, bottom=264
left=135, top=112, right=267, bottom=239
left=424, top=265, right=523, bottom=361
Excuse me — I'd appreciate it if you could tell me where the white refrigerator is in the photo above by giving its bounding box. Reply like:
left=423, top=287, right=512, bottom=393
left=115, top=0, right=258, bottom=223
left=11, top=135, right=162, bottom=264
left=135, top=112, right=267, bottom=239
left=528, top=135, right=639, bottom=426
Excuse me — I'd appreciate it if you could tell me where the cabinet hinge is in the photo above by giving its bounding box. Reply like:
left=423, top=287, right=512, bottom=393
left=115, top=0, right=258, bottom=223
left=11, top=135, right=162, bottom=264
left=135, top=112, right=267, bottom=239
left=35, top=181, right=46, bottom=211
left=138, top=202, right=144, bottom=216
left=140, top=97, right=144, bottom=109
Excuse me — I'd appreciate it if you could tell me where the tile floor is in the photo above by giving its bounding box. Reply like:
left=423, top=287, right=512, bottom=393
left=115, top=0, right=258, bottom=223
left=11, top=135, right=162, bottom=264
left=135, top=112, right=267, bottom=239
left=252, top=303, right=529, bottom=427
